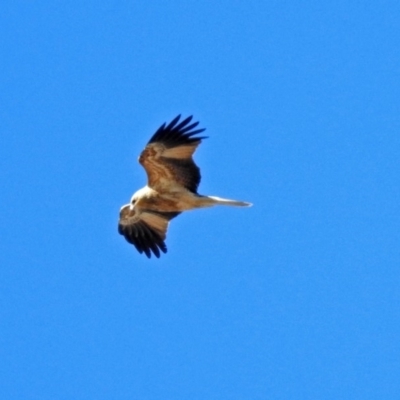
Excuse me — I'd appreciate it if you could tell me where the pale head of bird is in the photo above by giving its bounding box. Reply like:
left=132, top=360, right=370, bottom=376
left=130, top=189, right=145, bottom=210
left=129, top=197, right=137, bottom=210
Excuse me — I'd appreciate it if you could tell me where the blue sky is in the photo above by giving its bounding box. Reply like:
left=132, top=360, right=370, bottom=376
left=1, top=1, right=400, bottom=399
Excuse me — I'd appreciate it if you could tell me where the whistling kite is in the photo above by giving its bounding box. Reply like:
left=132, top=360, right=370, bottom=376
left=118, top=115, right=252, bottom=258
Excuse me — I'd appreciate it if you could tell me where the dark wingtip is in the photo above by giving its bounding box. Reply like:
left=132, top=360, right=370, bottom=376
left=118, top=221, right=168, bottom=259
left=165, top=114, right=181, bottom=130
left=148, top=115, right=206, bottom=146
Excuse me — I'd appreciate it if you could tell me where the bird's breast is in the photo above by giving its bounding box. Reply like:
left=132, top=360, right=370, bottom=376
left=137, top=190, right=200, bottom=212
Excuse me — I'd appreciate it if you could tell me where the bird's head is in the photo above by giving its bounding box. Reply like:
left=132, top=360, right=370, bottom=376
left=129, top=196, right=137, bottom=211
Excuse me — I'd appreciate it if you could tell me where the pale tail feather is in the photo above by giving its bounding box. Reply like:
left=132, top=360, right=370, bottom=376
left=207, top=196, right=252, bottom=207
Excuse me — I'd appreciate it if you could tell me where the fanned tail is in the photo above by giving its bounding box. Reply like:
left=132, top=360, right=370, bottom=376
left=207, top=196, right=252, bottom=207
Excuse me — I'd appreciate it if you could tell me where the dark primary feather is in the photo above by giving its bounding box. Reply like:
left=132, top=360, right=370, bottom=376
left=148, top=115, right=207, bottom=147
left=118, top=211, right=181, bottom=259
left=118, top=220, right=166, bottom=258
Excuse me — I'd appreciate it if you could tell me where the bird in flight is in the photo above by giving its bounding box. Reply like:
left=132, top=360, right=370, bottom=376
left=118, top=115, right=252, bottom=258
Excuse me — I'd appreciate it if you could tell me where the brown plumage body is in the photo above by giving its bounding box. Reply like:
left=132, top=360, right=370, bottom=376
left=118, top=115, right=252, bottom=258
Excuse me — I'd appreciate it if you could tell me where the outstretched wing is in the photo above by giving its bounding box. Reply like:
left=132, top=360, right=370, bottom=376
left=118, top=206, right=181, bottom=258
left=139, top=115, right=207, bottom=193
